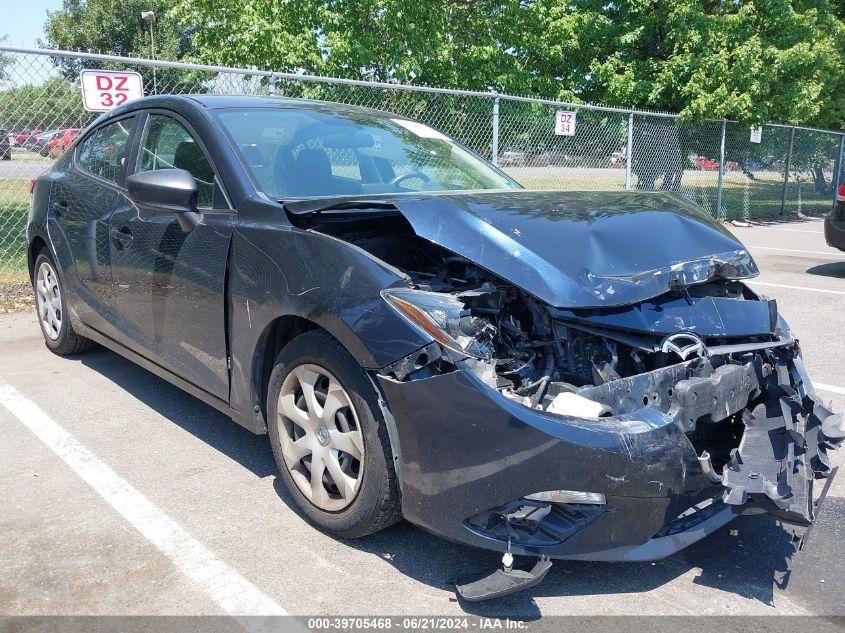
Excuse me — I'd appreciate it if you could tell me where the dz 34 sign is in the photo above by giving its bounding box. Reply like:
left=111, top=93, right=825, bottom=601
left=555, top=110, right=577, bottom=136
left=80, top=70, right=144, bottom=112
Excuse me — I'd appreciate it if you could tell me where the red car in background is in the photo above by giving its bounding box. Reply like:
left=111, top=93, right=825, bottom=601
left=44, top=128, right=80, bottom=158
left=14, top=129, right=42, bottom=146
left=692, top=156, right=741, bottom=172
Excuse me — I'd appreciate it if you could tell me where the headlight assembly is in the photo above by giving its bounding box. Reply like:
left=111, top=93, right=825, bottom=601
left=381, top=288, right=493, bottom=359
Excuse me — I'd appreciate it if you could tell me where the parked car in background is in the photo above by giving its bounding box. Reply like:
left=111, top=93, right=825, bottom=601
left=527, top=151, right=550, bottom=167
left=26, top=130, right=60, bottom=156
left=692, top=156, right=740, bottom=172
left=825, top=183, right=845, bottom=252
left=693, top=156, right=719, bottom=171
left=15, top=129, right=42, bottom=146
left=0, top=128, right=10, bottom=160
left=26, top=129, right=60, bottom=153
left=45, top=128, right=80, bottom=158
left=498, top=149, right=528, bottom=167
left=608, top=149, right=626, bottom=168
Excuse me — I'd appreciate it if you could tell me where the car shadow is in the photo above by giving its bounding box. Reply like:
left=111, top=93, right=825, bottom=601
left=807, top=262, right=845, bottom=279
left=749, top=214, right=828, bottom=225
left=322, top=498, right=797, bottom=618
left=78, top=347, right=278, bottom=479
left=79, top=345, right=800, bottom=617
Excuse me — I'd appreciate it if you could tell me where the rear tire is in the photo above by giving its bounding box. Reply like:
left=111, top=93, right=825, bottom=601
left=33, top=252, right=97, bottom=355
left=267, top=330, right=401, bottom=538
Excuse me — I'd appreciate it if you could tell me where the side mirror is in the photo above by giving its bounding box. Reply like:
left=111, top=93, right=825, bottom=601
left=126, top=168, right=202, bottom=231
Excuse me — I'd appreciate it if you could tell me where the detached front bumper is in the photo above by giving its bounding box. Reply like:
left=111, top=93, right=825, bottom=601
left=378, top=360, right=843, bottom=561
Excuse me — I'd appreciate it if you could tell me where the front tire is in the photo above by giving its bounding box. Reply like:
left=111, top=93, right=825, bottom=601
left=33, top=252, right=96, bottom=355
left=267, top=330, right=401, bottom=538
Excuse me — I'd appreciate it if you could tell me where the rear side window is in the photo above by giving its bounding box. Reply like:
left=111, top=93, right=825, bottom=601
left=138, top=115, right=215, bottom=208
left=77, top=117, right=135, bottom=184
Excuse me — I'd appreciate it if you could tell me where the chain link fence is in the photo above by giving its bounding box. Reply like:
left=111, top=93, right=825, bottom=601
left=2, top=46, right=844, bottom=299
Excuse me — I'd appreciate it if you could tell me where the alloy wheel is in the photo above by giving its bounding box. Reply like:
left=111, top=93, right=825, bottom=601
left=36, top=261, right=62, bottom=341
left=277, top=364, right=365, bottom=511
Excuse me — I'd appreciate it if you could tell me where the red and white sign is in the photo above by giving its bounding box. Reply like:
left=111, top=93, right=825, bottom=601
left=555, top=110, right=577, bottom=136
left=80, top=70, right=144, bottom=112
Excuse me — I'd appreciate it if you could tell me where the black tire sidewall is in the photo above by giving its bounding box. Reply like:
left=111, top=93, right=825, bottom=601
left=266, top=331, right=395, bottom=537
left=33, top=252, right=73, bottom=352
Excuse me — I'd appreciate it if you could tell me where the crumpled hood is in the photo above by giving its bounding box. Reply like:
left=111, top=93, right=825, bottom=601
left=392, top=190, right=758, bottom=308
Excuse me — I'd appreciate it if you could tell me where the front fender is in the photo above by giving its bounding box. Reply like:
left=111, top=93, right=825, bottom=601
left=227, top=223, right=430, bottom=428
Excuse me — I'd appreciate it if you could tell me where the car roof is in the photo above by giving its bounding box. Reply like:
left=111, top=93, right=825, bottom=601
left=115, top=94, right=407, bottom=120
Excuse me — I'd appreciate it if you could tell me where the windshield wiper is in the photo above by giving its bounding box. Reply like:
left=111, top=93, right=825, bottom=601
left=280, top=196, right=399, bottom=217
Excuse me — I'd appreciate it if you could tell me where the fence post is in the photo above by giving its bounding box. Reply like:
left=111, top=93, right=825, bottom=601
left=715, top=120, right=727, bottom=219
left=625, top=112, right=634, bottom=190
left=491, top=94, right=499, bottom=166
left=268, top=75, right=277, bottom=96
left=833, top=133, right=844, bottom=208
left=780, top=127, right=795, bottom=215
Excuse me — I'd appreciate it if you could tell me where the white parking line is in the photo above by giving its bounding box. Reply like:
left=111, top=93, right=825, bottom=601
left=816, top=383, right=845, bottom=396
left=748, top=281, right=845, bottom=296
left=757, top=228, right=824, bottom=235
left=746, top=245, right=842, bottom=258
left=0, top=381, right=288, bottom=617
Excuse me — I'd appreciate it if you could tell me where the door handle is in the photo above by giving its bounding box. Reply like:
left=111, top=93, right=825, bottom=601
left=111, top=226, right=133, bottom=247
left=51, top=201, right=68, bottom=216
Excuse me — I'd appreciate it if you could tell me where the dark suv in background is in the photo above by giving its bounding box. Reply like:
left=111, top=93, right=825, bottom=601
left=0, top=128, right=10, bottom=160
left=825, top=184, right=845, bottom=251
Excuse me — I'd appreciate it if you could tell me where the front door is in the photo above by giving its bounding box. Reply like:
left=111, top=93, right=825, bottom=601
left=109, top=112, right=235, bottom=400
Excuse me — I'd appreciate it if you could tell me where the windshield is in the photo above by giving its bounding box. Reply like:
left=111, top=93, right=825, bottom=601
left=215, top=106, right=519, bottom=199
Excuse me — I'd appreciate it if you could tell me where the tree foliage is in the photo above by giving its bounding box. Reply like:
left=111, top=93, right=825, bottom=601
left=0, top=77, right=93, bottom=132
left=43, top=0, right=201, bottom=90
left=0, top=36, right=12, bottom=87
left=173, top=0, right=845, bottom=128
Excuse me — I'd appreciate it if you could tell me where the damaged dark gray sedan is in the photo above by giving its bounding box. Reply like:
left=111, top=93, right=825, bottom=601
left=27, top=96, right=843, bottom=601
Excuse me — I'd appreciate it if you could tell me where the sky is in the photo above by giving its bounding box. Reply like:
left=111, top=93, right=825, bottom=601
left=2, top=0, right=63, bottom=48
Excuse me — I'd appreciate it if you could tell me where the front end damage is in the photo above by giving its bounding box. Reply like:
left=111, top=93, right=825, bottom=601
left=376, top=265, right=843, bottom=536
left=288, top=193, right=844, bottom=598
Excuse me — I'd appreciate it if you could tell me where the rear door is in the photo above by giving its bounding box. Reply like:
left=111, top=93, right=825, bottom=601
left=109, top=111, right=236, bottom=400
left=51, top=115, right=138, bottom=338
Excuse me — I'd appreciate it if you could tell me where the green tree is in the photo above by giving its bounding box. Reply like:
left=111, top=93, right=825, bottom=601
left=0, top=76, right=93, bottom=132
left=43, top=0, right=202, bottom=92
left=514, top=0, right=845, bottom=127
left=174, top=0, right=845, bottom=130
left=0, top=35, right=12, bottom=86
left=171, top=0, right=528, bottom=88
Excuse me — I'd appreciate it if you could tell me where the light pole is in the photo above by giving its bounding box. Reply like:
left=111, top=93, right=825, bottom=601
left=141, top=10, right=157, bottom=94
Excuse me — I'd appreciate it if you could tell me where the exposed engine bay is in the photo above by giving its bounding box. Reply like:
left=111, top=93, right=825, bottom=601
left=299, top=210, right=844, bottom=525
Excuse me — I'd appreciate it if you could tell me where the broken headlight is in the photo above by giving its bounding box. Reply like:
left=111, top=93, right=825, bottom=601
left=382, top=288, right=494, bottom=359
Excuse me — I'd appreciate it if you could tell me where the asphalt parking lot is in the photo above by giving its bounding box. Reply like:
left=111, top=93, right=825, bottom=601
left=0, top=157, right=53, bottom=181
left=1, top=217, right=844, bottom=621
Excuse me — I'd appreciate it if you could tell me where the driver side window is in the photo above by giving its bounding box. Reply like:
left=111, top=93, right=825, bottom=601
left=138, top=115, right=216, bottom=208
left=77, top=117, right=135, bottom=184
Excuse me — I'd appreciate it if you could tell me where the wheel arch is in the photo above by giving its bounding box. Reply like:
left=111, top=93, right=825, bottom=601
left=28, top=235, right=48, bottom=284
left=244, top=310, right=402, bottom=480
left=252, top=314, right=321, bottom=426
